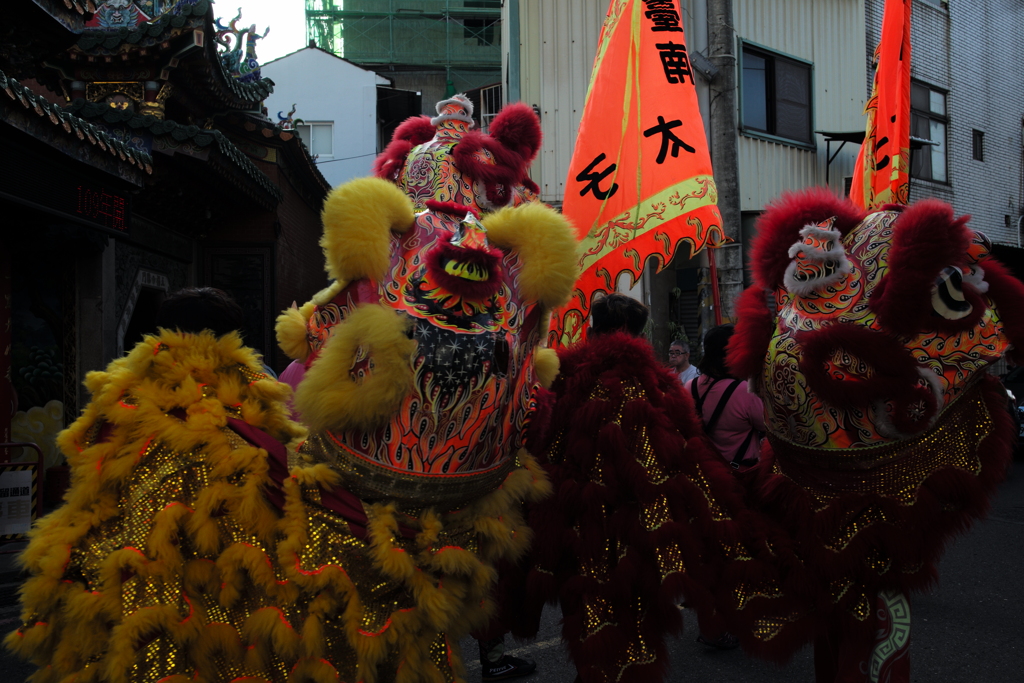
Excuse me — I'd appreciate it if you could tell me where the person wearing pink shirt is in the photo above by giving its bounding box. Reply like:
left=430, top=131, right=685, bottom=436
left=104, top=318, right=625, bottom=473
left=686, top=325, right=765, bottom=470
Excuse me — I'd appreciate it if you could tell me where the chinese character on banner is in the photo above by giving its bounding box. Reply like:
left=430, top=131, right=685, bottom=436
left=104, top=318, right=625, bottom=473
left=656, top=41, right=694, bottom=84
left=851, top=0, right=912, bottom=208
left=553, top=0, right=726, bottom=346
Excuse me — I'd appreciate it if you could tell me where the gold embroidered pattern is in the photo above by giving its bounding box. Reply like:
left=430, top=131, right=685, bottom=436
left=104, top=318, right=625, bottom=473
left=635, top=425, right=670, bottom=484
left=583, top=594, right=616, bottom=638
left=236, top=364, right=269, bottom=385
left=640, top=494, right=671, bottom=531
left=733, top=581, right=784, bottom=611
left=428, top=634, right=456, bottom=683
left=850, top=590, right=872, bottom=621
left=771, top=382, right=993, bottom=510
left=614, top=611, right=658, bottom=682
left=752, top=612, right=802, bottom=642
left=655, top=541, right=685, bottom=581
left=824, top=505, right=889, bottom=552
left=831, top=578, right=853, bottom=603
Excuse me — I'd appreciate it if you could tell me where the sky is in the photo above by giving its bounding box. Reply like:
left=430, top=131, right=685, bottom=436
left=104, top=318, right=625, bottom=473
left=214, top=0, right=309, bottom=64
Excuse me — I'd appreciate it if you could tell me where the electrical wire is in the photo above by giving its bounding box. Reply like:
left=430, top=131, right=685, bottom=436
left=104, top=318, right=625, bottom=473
left=314, top=152, right=378, bottom=164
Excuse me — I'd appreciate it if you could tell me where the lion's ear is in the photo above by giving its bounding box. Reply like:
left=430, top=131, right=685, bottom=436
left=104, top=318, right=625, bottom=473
left=488, top=102, right=542, bottom=163
left=294, top=305, right=416, bottom=433
left=320, top=177, right=415, bottom=283
left=750, top=188, right=864, bottom=291
left=275, top=299, right=317, bottom=362
left=534, top=348, right=560, bottom=389
left=483, top=203, right=579, bottom=309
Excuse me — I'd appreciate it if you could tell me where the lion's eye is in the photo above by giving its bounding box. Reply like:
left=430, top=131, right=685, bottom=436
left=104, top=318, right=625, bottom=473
left=931, top=266, right=972, bottom=320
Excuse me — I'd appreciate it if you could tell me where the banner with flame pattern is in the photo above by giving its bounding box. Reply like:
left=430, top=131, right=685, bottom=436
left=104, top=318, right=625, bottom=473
left=551, top=0, right=725, bottom=347
left=850, top=0, right=912, bottom=209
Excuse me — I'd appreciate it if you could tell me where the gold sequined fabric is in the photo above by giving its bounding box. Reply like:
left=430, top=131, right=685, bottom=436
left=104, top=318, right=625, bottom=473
left=769, top=379, right=991, bottom=510
left=727, top=375, right=1015, bottom=655
left=279, top=451, right=549, bottom=683
left=8, top=331, right=549, bottom=683
left=5, top=330, right=306, bottom=683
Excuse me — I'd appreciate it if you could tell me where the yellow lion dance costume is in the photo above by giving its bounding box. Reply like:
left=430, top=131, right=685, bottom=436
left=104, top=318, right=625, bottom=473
left=7, top=97, right=576, bottom=683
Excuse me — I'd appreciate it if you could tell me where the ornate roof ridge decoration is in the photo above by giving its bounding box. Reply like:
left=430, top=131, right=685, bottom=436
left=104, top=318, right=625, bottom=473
left=213, top=7, right=268, bottom=83
left=60, top=0, right=98, bottom=15
left=66, top=97, right=283, bottom=202
left=0, top=68, right=152, bottom=173
left=70, top=2, right=274, bottom=107
left=208, top=40, right=274, bottom=104
left=75, top=0, right=209, bottom=52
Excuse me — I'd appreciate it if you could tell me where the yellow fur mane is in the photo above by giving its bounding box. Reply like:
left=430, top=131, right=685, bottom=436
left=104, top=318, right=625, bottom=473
left=320, top=177, right=415, bottom=284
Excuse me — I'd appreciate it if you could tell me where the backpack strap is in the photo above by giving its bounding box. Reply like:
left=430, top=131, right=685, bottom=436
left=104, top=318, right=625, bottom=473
left=702, top=379, right=741, bottom=433
left=689, top=376, right=706, bottom=412
left=691, top=376, right=724, bottom=419
left=731, top=428, right=758, bottom=468
left=694, top=378, right=760, bottom=468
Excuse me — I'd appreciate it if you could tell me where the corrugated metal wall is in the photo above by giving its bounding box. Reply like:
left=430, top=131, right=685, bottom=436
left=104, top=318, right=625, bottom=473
left=517, top=0, right=609, bottom=203
left=735, top=0, right=866, bottom=210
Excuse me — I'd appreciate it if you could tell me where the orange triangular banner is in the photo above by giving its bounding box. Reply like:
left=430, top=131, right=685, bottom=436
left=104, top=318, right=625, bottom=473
left=551, top=0, right=725, bottom=347
left=851, top=0, right=912, bottom=209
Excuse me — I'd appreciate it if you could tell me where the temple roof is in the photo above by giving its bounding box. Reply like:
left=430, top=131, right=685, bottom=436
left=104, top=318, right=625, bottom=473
left=64, top=2, right=273, bottom=109
left=222, top=111, right=332, bottom=203
left=67, top=98, right=283, bottom=206
left=1, top=68, right=151, bottom=176
left=75, top=1, right=210, bottom=53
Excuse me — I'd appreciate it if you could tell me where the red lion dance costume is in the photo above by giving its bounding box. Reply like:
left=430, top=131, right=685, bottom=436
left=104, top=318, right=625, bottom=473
left=724, top=190, right=1024, bottom=682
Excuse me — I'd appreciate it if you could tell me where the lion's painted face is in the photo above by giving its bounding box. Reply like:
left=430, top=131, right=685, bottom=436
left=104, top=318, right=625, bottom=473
left=752, top=202, right=1014, bottom=450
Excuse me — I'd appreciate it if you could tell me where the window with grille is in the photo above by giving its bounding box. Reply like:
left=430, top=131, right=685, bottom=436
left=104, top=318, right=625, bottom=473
left=910, top=82, right=947, bottom=182
left=295, top=122, right=334, bottom=158
left=972, top=129, right=984, bottom=162
left=740, top=43, right=813, bottom=146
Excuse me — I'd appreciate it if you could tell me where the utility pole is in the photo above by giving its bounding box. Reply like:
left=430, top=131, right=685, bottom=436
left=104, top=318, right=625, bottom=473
left=704, top=0, right=744, bottom=326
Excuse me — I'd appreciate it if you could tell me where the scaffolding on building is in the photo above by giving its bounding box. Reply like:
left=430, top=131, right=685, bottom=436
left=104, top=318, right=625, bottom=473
left=305, top=1, right=502, bottom=93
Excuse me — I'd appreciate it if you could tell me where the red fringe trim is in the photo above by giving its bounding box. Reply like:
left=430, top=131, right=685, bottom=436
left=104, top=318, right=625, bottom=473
left=424, top=199, right=478, bottom=218
left=727, top=285, right=775, bottom=382
left=509, top=333, right=784, bottom=678
left=372, top=116, right=435, bottom=181
left=487, top=103, right=542, bottom=163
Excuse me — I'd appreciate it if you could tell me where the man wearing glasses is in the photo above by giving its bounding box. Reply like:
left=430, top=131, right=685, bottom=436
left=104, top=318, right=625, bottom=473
left=668, top=339, right=699, bottom=384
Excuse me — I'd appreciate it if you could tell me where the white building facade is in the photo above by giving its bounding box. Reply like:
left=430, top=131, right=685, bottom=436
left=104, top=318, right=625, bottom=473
left=262, top=46, right=388, bottom=188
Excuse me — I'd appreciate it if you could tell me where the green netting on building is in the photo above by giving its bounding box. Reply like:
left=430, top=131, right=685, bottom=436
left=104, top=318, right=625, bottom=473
left=306, top=0, right=501, bottom=69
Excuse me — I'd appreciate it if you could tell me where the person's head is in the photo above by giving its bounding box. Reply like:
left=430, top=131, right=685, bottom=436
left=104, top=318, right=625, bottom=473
left=668, top=340, right=691, bottom=370
left=155, top=287, right=245, bottom=337
left=697, top=324, right=736, bottom=380
left=590, top=293, right=649, bottom=337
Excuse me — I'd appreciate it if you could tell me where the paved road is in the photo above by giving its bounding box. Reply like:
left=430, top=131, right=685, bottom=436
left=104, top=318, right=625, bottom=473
left=3, top=464, right=1022, bottom=682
